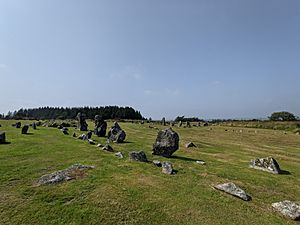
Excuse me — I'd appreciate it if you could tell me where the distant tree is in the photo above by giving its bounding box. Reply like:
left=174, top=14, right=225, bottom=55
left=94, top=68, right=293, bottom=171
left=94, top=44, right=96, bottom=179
left=269, top=111, right=297, bottom=121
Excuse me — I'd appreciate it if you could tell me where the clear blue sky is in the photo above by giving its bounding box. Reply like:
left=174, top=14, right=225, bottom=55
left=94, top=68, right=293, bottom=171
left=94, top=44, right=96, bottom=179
left=0, top=0, right=299, bottom=119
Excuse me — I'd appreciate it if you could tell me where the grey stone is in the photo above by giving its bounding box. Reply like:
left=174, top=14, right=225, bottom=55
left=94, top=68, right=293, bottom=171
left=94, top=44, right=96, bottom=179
left=178, top=121, right=182, bottom=127
left=214, top=182, right=251, bottom=201
left=196, top=160, right=206, bottom=165
left=88, top=139, right=95, bottom=145
left=37, top=164, right=94, bottom=185
left=94, top=115, right=107, bottom=137
left=161, top=117, right=166, bottom=126
left=272, top=200, right=300, bottom=221
left=185, top=142, right=196, bottom=148
left=152, top=128, right=179, bottom=158
left=21, top=125, right=29, bottom=134
left=115, top=152, right=124, bottom=158
left=87, top=131, right=93, bottom=139
left=78, top=134, right=88, bottom=140
left=162, top=162, right=175, bottom=175
left=129, top=151, right=148, bottom=162
left=0, top=132, right=6, bottom=144
left=152, top=160, right=162, bottom=167
left=107, top=122, right=126, bottom=143
left=102, top=144, right=114, bottom=152
left=15, top=122, right=21, bottom=128
left=250, top=156, right=281, bottom=174
left=96, top=143, right=104, bottom=148
left=77, top=112, right=88, bottom=131
left=32, top=122, right=37, bottom=130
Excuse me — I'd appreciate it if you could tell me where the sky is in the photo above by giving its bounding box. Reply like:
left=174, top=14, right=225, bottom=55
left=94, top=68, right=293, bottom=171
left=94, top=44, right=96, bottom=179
left=0, top=0, right=300, bottom=120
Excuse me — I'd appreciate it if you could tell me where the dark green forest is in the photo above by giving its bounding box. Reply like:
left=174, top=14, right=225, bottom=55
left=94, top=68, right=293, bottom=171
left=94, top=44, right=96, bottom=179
left=1, top=106, right=144, bottom=120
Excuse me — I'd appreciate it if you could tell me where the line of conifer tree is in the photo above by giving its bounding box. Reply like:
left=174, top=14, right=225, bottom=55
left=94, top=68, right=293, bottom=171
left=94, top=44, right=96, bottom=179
left=4, top=106, right=144, bottom=120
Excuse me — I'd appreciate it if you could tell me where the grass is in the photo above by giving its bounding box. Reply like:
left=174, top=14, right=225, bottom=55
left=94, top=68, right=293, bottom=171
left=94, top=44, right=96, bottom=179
left=0, top=120, right=299, bottom=224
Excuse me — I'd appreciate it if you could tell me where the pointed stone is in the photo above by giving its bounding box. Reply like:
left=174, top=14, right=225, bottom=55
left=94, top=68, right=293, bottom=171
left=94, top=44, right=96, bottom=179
left=214, top=182, right=251, bottom=201
left=250, top=156, right=281, bottom=174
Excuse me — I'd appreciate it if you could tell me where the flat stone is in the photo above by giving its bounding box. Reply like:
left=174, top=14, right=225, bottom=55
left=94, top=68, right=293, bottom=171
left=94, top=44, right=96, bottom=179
left=96, top=143, right=104, bottom=148
left=129, top=151, right=148, bottom=162
left=250, top=156, right=281, bottom=174
left=115, top=152, right=124, bottom=158
left=88, top=139, right=95, bottom=145
left=196, top=160, right=206, bottom=165
left=102, top=144, right=114, bottom=152
left=272, top=200, right=300, bottom=220
left=153, top=160, right=162, bottom=167
left=185, top=142, right=196, bottom=148
left=162, top=162, right=175, bottom=175
left=214, top=182, right=251, bottom=201
left=37, top=164, right=94, bottom=185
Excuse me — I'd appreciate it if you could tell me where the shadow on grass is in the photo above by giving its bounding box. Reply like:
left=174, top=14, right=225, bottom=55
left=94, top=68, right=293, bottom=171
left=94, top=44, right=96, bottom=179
left=280, top=170, right=291, bottom=175
left=0, top=141, right=11, bottom=145
left=171, top=155, right=197, bottom=162
left=22, top=133, right=34, bottom=135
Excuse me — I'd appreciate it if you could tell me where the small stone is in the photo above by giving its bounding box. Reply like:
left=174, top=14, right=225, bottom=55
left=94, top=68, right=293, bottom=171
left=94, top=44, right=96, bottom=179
left=152, top=160, right=162, bottom=167
left=78, top=134, right=88, bottom=140
left=272, top=200, right=300, bottom=220
left=196, top=160, right=206, bottom=165
left=96, top=143, right=104, bottom=148
left=214, top=182, right=251, bottom=201
left=129, top=151, right=148, bottom=162
left=15, top=122, right=21, bottom=128
left=115, top=152, right=124, bottom=158
left=185, top=142, right=196, bottom=148
left=88, top=139, right=95, bottom=145
left=102, top=144, right=114, bottom=152
left=72, top=133, right=77, bottom=137
left=162, top=162, right=175, bottom=175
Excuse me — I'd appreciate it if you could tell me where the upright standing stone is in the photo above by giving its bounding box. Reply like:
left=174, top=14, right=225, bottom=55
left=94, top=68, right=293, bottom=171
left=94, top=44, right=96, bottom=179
left=76, top=112, right=88, bottom=131
left=178, top=121, right=182, bottom=127
left=0, top=132, right=6, bottom=144
left=161, top=117, right=166, bottom=126
left=32, top=122, right=37, bottom=130
left=94, top=115, right=107, bottom=137
left=16, top=122, right=21, bottom=128
left=107, top=122, right=126, bottom=143
left=152, top=128, right=179, bottom=157
left=22, top=125, right=29, bottom=134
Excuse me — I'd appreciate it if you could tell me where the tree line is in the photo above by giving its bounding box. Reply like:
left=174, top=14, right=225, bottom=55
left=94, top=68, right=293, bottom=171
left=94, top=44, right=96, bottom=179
left=1, top=106, right=144, bottom=120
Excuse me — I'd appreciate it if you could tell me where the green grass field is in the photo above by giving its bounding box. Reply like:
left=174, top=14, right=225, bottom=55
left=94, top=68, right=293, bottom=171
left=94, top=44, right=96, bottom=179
left=0, top=120, right=299, bottom=225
